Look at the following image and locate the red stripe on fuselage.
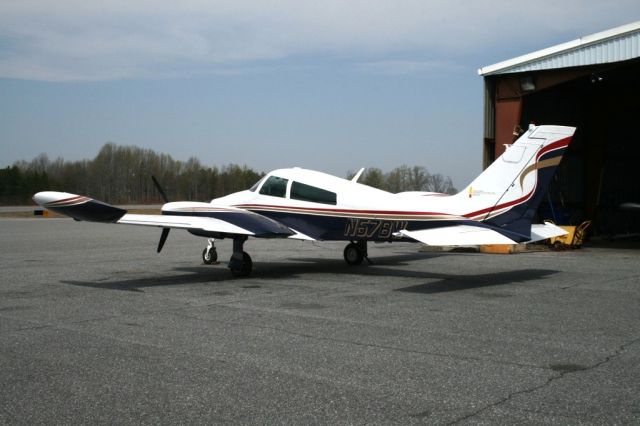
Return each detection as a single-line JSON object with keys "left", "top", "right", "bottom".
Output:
{"left": 463, "top": 188, "right": 534, "bottom": 219}
{"left": 235, "top": 203, "right": 456, "bottom": 218}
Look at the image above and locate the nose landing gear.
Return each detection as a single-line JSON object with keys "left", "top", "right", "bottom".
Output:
{"left": 202, "top": 238, "right": 218, "bottom": 264}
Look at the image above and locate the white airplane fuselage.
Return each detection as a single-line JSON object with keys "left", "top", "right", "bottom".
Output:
{"left": 201, "top": 167, "right": 461, "bottom": 242}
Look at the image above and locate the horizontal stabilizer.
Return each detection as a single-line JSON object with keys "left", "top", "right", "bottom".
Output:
{"left": 400, "top": 226, "right": 517, "bottom": 246}
{"left": 529, "top": 222, "right": 568, "bottom": 243}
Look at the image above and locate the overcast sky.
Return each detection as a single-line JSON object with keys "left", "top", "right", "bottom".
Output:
{"left": 1, "top": 1, "right": 638, "bottom": 188}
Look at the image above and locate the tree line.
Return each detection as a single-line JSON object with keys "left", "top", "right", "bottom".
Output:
{"left": 0, "top": 143, "right": 456, "bottom": 205}
{"left": 347, "top": 166, "right": 456, "bottom": 195}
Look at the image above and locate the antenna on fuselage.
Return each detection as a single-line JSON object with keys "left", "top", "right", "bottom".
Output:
{"left": 351, "top": 168, "right": 365, "bottom": 183}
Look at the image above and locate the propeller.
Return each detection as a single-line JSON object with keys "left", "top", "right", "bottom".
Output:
{"left": 152, "top": 175, "right": 170, "bottom": 253}
{"left": 157, "top": 227, "right": 170, "bottom": 253}
{"left": 152, "top": 175, "right": 169, "bottom": 203}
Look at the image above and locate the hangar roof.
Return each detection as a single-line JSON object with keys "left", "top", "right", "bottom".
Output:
{"left": 478, "top": 21, "right": 640, "bottom": 76}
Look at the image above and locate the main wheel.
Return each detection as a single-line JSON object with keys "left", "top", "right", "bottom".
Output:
{"left": 343, "top": 243, "right": 364, "bottom": 265}
{"left": 202, "top": 247, "right": 218, "bottom": 264}
{"left": 229, "top": 251, "right": 252, "bottom": 277}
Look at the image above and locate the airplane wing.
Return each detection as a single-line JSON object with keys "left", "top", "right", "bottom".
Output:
{"left": 33, "top": 191, "right": 294, "bottom": 238}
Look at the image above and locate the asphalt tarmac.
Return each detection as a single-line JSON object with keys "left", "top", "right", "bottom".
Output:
{"left": 1, "top": 218, "right": 639, "bottom": 424}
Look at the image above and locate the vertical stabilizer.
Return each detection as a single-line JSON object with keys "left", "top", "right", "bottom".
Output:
{"left": 454, "top": 125, "right": 575, "bottom": 241}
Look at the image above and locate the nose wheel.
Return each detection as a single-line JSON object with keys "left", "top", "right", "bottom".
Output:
{"left": 202, "top": 238, "right": 218, "bottom": 264}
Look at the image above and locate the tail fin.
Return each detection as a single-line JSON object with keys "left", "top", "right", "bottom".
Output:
{"left": 454, "top": 125, "right": 575, "bottom": 241}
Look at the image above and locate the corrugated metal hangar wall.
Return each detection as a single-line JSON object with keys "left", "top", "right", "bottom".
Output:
{"left": 479, "top": 22, "right": 640, "bottom": 239}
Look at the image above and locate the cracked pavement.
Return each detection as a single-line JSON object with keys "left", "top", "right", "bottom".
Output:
{"left": 1, "top": 219, "right": 639, "bottom": 424}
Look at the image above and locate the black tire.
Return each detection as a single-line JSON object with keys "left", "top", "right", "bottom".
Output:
{"left": 229, "top": 251, "right": 252, "bottom": 277}
{"left": 202, "top": 248, "right": 218, "bottom": 264}
{"left": 344, "top": 243, "right": 364, "bottom": 265}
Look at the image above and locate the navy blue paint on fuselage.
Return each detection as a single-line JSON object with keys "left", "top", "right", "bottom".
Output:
{"left": 166, "top": 206, "right": 523, "bottom": 243}
{"left": 485, "top": 148, "right": 565, "bottom": 239}
{"left": 244, "top": 209, "right": 501, "bottom": 242}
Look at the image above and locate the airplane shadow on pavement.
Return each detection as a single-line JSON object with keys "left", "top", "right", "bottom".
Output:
{"left": 60, "top": 251, "right": 559, "bottom": 294}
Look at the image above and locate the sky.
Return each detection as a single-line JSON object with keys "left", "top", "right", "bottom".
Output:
{"left": 1, "top": 1, "right": 639, "bottom": 188}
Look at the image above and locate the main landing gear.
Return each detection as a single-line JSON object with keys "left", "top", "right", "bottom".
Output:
{"left": 228, "top": 236, "right": 252, "bottom": 277}
{"left": 201, "top": 237, "right": 252, "bottom": 277}
{"left": 343, "top": 241, "right": 371, "bottom": 265}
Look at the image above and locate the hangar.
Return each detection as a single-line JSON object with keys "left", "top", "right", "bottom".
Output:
{"left": 479, "top": 21, "right": 640, "bottom": 239}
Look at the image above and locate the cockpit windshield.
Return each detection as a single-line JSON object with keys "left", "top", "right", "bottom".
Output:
{"left": 258, "top": 175, "right": 288, "bottom": 197}
{"left": 253, "top": 173, "right": 337, "bottom": 205}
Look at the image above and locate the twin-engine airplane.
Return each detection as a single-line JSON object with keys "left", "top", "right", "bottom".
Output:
{"left": 34, "top": 125, "right": 574, "bottom": 277}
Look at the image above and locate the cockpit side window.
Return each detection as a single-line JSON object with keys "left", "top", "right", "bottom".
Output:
{"left": 259, "top": 176, "right": 288, "bottom": 198}
{"left": 290, "top": 181, "right": 337, "bottom": 205}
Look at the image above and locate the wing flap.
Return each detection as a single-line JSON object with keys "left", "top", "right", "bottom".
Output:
{"left": 118, "top": 214, "right": 254, "bottom": 235}
{"left": 400, "top": 225, "right": 517, "bottom": 246}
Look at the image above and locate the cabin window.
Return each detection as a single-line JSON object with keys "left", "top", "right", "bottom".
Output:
{"left": 291, "top": 181, "right": 337, "bottom": 205}
{"left": 259, "top": 176, "right": 288, "bottom": 198}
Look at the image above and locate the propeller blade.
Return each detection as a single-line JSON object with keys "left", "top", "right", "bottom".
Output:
{"left": 151, "top": 175, "right": 169, "bottom": 203}
{"left": 157, "top": 227, "right": 170, "bottom": 253}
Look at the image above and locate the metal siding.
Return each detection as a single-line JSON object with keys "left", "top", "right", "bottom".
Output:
{"left": 483, "top": 80, "right": 495, "bottom": 140}
{"left": 482, "top": 25, "right": 640, "bottom": 75}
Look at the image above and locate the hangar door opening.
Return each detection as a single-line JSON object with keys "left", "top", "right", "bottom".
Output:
{"left": 518, "top": 58, "right": 640, "bottom": 238}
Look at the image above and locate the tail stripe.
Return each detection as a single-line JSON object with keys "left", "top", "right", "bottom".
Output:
{"left": 519, "top": 156, "right": 562, "bottom": 189}
{"left": 536, "top": 136, "right": 571, "bottom": 160}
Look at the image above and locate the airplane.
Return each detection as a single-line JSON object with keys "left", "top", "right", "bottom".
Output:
{"left": 33, "top": 124, "right": 575, "bottom": 277}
